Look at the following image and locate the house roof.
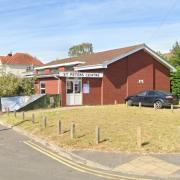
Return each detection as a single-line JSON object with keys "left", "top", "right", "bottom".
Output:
{"left": 44, "top": 44, "right": 176, "bottom": 72}
{"left": 47, "top": 44, "right": 144, "bottom": 66}
{"left": 0, "top": 53, "right": 44, "bottom": 66}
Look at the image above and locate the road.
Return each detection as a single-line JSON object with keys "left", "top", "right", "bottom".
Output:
{"left": 0, "top": 125, "right": 106, "bottom": 180}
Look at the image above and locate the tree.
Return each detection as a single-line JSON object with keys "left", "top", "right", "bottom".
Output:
{"left": 156, "top": 51, "right": 168, "bottom": 61}
{"left": 171, "top": 66, "right": 180, "bottom": 98}
{"left": 169, "top": 41, "right": 180, "bottom": 67}
{"left": 68, "top": 43, "right": 93, "bottom": 57}
{"left": 0, "top": 73, "right": 35, "bottom": 97}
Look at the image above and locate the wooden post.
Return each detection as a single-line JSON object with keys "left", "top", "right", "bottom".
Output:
{"left": 126, "top": 101, "right": 128, "bottom": 107}
{"left": 154, "top": 103, "right": 156, "bottom": 110}
{"left": 137, "top": 127, "right": 142, "bottom": 149}
{"left": 7, "top": 108, "right": 10, "bottom": 116}
{"left": 139, "top": 102, "right": 142, "bottom": 109}
{"left": 32, "top": 113, "right": 35, "bottom": 124}
{"left": 70, "top": 122, "right": 75, "bottom": 139}
{"left": 96, "top": 126, "right": 100, "bottom": 144}
{"left": 22, "top": 111, "right": 25, "bottom": 120}
{"left": 171, "top": 104, "right": 174, "bottom": 113}
{"left": 14, "top": 110, "right": 16, "bottom": 118}
{"left": 58, "top": 120, "right": 62, "bottom": 134}
{"left": 43, "top": 116, "right": 47, "bottom": 128}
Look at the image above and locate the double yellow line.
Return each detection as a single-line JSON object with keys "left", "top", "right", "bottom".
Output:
{"left": 24, "top": 141, "right": 147, "bottom": 180}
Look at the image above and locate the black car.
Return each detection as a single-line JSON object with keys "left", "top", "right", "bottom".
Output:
{"left": 125, "top": 90, "right": 179, "bottom": 109}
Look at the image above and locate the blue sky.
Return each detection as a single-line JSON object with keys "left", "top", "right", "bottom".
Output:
{"left": 0, "top": 0, "right": 180, "bottom": 63}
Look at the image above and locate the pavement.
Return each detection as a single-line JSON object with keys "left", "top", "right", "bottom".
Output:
{"left": 1, "top": 122, "right": 180, "bottom": 180}
{"left": 73, "top": 150, "right": 180, "bottom": 179}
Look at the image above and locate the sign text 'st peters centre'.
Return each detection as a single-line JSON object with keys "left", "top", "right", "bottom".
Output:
{"left": 59, "top": 71, "right": 103, "bottom": 78}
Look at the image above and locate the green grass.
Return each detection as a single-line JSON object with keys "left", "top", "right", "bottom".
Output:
{"left": 1, "top": 105, "right": 180, "bottom": 153}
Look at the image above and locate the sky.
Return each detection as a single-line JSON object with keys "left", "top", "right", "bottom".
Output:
{"left": 0, "top": 0, "right": 180, "bottom": 63}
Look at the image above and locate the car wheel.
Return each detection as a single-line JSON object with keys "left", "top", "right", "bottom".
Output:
{"left": 127, "top": 99, "right": 133, "bottom": 106}
{"left": 154, "top": 100, "right": 163, "bottom": 109}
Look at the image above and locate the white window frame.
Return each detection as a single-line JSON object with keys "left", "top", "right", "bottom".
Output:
{"left": 40, "top": 81, "right": 46, "bottom": 94}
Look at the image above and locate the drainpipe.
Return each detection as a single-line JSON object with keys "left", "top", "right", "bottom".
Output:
{"left": 54, "top": 75, "right": 60, "bottom": 94}
{"left": 54, "top": 75, "right": 61, "bottom": 106}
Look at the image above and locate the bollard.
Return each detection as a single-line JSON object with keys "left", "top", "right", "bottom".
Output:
{"left": 7, "top": 107, "right": 10, "bottom": 116}
{"left": 139, "top": 102, "right": 142, "bottom": 109}
{"left": 114, "top": 100, "right": 117, "bottom": 105}
{"left": 32, "top": 113, "right": 35, "bottom": 124}
{"left": 126, "top": 101, "right": 128, "bottom": 107}
{"left": 70, "top": 122, "right": 75, "bottom": 139}
{"left": 14, "top": 110, "right": 16, "bottom": 118}
{"left": 137, "top": 127, "right": 142, "bottom": 149}
{"left": 22, "top": 111, "right": 25, "bottom": 120}
{"left": 43, "top": 116, "right": 47, "bottom": 128}
{"left": 154, "top": 103, "right": 156, "bottom": 110}
{"left": 95, "top": 126, "right": 100, "bottom": 144}
{"left": 171, "top": 104, "right": 174, "bottom": 113}
{"left": 58, "top": 120, "right": 62, "bottom": 134}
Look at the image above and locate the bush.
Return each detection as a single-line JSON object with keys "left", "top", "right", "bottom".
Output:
{"left": 0, "top": 73, "right": 35, "bottom": 97}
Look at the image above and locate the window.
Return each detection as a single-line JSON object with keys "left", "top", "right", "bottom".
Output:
{"left": 147, "top": 91, "right": 156, "bottom": 96}
{"left": 40, "top": 82, "right": 46, "bottom": 94}
{"left": 137, "top": 91, "right": 147, "bottom": 97}
{"left": 67, "top": 81, "right": 73, "bottom": 94}
{"left": 138, "top": 79, "right": 144, "bottom": 84}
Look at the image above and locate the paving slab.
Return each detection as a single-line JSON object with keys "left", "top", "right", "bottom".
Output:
{"left": 73, "top": 150, "right": 140, "bottom": 168}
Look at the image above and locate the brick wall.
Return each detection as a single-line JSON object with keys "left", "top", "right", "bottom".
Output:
{"left": 82, "top": 78, "right": 102, "bottom": 105}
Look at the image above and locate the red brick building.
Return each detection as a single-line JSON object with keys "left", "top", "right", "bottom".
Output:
{"left": 35, "top": 44, "right": 175, "bottom": 106}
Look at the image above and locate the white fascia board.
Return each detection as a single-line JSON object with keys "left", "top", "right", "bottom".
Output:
{"left": 36, "top": 74, "right": 60, "bottom": 78}
{"left": 143, "top": 46, "right": 176, "bottom": 72}
{"left": 74, "top": 64, "right": 106, "bottom": 71}
{"left": 35, "top": 61, "right": 85, "bottom": 70}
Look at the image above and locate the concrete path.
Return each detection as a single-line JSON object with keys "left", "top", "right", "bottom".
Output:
{"left": 73, "top": 150, "right": 180, "bottom": 179}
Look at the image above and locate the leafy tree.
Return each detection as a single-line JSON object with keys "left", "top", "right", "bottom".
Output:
{"left": 156, "top": 51, "right": 168, "bottom": 61}
{"left": 0, "top": 73, "right": 35, "bottom": 97}
{"left": 68, "top": 42, "right": 93, "bottom": 57}
{"left": 169, "top": 41, "right": 180, "bottom": 67}
{"left": 171, "top": 66, "right": 180, "bottom": 98}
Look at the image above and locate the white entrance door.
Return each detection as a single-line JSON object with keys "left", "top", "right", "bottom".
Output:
{"left": 66, "top": 78, "right": 82, "bottom": 106}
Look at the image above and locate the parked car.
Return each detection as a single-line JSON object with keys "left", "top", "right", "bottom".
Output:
{"left": 125, "top": 90, "right": 179, "bottom": 109}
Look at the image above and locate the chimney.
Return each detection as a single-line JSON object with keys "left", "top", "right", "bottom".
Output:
{"left": 8, "top": 52, "right": 12, "bottom": 56}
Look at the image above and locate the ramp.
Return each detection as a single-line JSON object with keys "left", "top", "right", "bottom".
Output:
{"left": 1, "top": 94, "right": 45, "bottom": 112}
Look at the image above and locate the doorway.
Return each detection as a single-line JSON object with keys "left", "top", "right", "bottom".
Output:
{"left": 66, "top": 78, "right": 82, "bottom": 105}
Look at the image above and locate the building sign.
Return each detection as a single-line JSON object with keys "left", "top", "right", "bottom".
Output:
{"left": 83, "top": 83, "right": 90, "bottom": 94}
{"left": 59, "top": 71, "right": 103, "bottom": 78}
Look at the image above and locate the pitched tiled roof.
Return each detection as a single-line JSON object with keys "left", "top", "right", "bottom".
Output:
{"left": 46, "top": 44, "right": 144, "bottom": 67}
{"left": 0, "top": 53, "right": 44, "bottom": 66}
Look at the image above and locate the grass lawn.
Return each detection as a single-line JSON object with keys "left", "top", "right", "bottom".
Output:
{"left": 1, "top": 105, "right": 180, "bottom": 153}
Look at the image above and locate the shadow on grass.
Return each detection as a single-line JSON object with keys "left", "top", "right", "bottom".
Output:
{"left": 12, "top": 120, "right": 30, "bottom": 127}
{"left": 77, "top": 134, "right": 86, "bottom": 138}
{"left": 141, "top": 141, "right": 150, "bottom": 146}
{"left": 100, "top": 138, "right": 109, "bottom": 143}
{"left": 63, "top": 129, "right": 70, "bottom": 134}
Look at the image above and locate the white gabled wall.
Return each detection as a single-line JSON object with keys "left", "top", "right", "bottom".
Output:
{"left": 0, "top": 64, "right": 37, "bottom": 77}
